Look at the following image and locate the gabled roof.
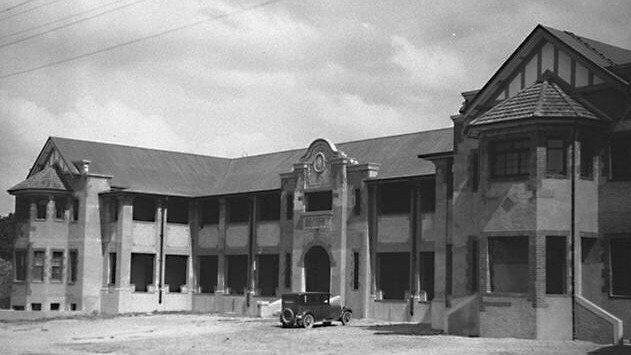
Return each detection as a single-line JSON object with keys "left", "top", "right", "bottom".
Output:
{"left": 22, "top": 128, "right": 453, "bottom": 197}
{"left": 470, "top": 80, "right": 600, "bottom": 126}
{"left": 544, "top": 26, "right": 631, "bottom": 67}
{"left": 50, "top": 137, "right": 231, "bottom": 197}
{"left": 8, "top": 166, "right": 70, "bottom": 193}
{"left": 463, "top": 25, "right": 630, "bottom": 120}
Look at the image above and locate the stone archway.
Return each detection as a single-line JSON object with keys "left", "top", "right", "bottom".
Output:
{"left": 304, "top": 246, "right": 330, "bottom": 292}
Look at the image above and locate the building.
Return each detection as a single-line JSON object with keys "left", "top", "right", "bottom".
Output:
{"left": 7, "top": 25, "right": 631, "bottom": 343}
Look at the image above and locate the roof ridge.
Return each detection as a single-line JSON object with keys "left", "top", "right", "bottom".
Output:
{"left": 564, "top": 30, "right": 615, "bottom": 66}
{"left": 546, "top": 81, "right": 581, "bottom": 117}
{"left": 50, "top": 136, "right": 232, "bottom": 161}
{"left": 533, "top": 80, "right": 547, "bottom": 117}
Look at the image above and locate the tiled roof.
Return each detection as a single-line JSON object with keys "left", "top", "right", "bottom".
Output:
{"left": 470, "top": 80, "right": 600, "bottom": 126}
{"left": 9, "top": 166, "right": 69, "bottom": 193}
{"left": 544, "top": 26, "right": 631, "bottom": 67}
{"left": 37, "top": 128, "right": 452, "bottom": 197}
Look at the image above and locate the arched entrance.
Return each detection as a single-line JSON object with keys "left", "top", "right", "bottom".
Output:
{"left": 304, "top": 246, "right": 330, "bottom": 292}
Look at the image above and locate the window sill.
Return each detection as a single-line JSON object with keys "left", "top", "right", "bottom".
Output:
{"left": 303, "top": 210, "right": 333, "bottom": 216}
{"left": 483, "top": 292, "right": 528, "bottom": 298}
{"left": 609, "top": 294, "right": 631, "bottom": 299}
{"left": 13, "top": 280, "right": 25, "bottom": 283}
{"left": 488, "top": 175, "right": 529, "bottom": 183}
{"left": 579, "top": 175, "right": 594, "bottom": 181}
{"left": 54, "top": 219, "right": 66, "bottom": 223}
{"left": 545, "top": 293, "right": 569, "bottom": 297}
{"left": 50, "top": 280, "right": 63, "bottom": 284}
{"left": 374, "top": 299, "right": 407, "bottom": 303}
{"left": 544, "top": 173, "right": 568, "bottom": 179}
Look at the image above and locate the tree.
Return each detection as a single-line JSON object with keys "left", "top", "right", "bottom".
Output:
{"left": 0, "top": 213, "right": 16, "bottom": 259}
{"left": 0, "top": 214, "right": 15, "bottom": 308}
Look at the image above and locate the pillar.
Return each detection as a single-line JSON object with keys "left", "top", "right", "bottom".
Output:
{"left": 216, "top": 198, "right": 226, "bottom": 293}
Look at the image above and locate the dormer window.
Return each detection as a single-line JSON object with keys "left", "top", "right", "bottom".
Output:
{"left": 305, "top": 191, "right": 332, "bottom": 212}
{"left": 490, "top": 139, "right": 530, "bottom": 178}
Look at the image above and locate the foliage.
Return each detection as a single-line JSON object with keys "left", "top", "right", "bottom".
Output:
{"left": 0, "top": 213, "right": 16, "bottom": 259}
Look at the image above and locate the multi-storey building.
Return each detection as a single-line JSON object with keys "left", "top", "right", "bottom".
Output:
{"left": 7, "top": 25, "right": 631, "bottom": 343}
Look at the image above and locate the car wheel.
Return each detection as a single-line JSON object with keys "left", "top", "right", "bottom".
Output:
{"left": 281, "top": 308, "right": 294, "bottom": 326}
{"left": 302, "top": 313, "right": 315, "bottom": 329}
{"left": 341, "top": 310, "right": 352, "bottom": 326}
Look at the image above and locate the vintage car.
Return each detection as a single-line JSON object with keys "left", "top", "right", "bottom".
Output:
{"left": 280, "top": 292, "right": 352, "bottom": 328}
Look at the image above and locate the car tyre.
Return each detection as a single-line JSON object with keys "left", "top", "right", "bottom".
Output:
{"left": 302, "top": 313, "right": 315, "bottom": 329}
{"left": 281, "top": 307, "right": 294, "bottom": 327}
{"left": 341, "top": 310, "right": 352, "bottom": 326}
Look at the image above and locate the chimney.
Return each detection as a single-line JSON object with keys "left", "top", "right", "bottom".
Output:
{"left": 77, "top": 160, "right": 91, "bottom": 174}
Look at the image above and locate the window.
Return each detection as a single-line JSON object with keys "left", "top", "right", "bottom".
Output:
{"left": 15, "top": 198, "right": 30, "bottom": 221}
{"left": 227, "top": 255, "right": 248, "bottom": 295}
{"left": 228, "top": 197, "right": 250, "bottom": 223}
{"left": 108, "top": 252, "right": 116, "bottom": 284}
{"left": 378, "top": 182, "right": 410, "bottom": 215}
{"left": 72, "top": 198, "right": 79, "bottom": 221}
{"left": 32, "top": 250, "right": 45, "bottom": 281}
{"left": 133, "top": 197, "right": 155, "bottom": 222}
{"left": 257, "top": 254, "right": 279, "bottom": 296}
{"left": 353, "top": 189, "right": 361, "bottom": 216}
{"left": 490, "top": 139, "right": 530, "bottom": 178}
{"left": 12, "top": 305, "right": 24, "bottom": 311}
{"left": 352, "top": 252, "right": 359, "bottom": 290}
{"left": 611, "top": 134, "right": 631, "bottom": 180}
{"left": 470, "top": 241, "right": 479, "bottom": 292}
{"left": 258, "top": 193, "right": 280, "bottom": 221}
{"left": 165, "top": 255, "right": 188, "bottom": 292}
{"left": 284, "top": 253, "right": 291, "bottom": 288}
{"left": 71, "top": 303, "right": 77, "bottom": 311}
{"left": 130, "top": 253, "right": 155, "bottom": 292}
{"left": 200, "top": 199, "right": 219, "bottom": 226}
{"left": 305, "top": 191, "right": 332, "bottom": 212}
{"left": 581, "top": 139, "right": 593, "bottom": 178}
{"left": 420, "top": 180, "right": 435, "bottom": 213}
{"left": 54, "top": 197, "right": 65, "bottom": 219}
{"left": 610, "top": 238, "right": 631, "bottom": 296}
{"left": 50, "top": 303, "right": 60, "bottom": 311}
{"left": 488, "top": 236, "right": 529, "bottom": 293}
{"left": 546, "top": 139, "right": 566, "bottom": 175}
{"left": 14, "top": 250, "right": 26, "bottom": 281}
{"left": 446, "top": 244, "right": 453, "bottom": 296}
{"left": 286, "top": 193, "right": 294, "bottom": 220}
{"left": 546, "top": 236, "right": 566, "bottom": 294}
{"left": 377, "top": 252, "right": 409, "bottom": 300}
{"left": 471, "top": 150, "right": 479, "bottom": 192}
{"left": 167, "top": 197, "right": 189, "bottom": 224}
{"left": 68, "top": 250, "right": 78, "bottom": 283}
{"left": 51, "top": 251, "right": 63, "bottom": 282}
{"left": 109, "top": 198, "right": 118, "bottom": 222}
{"left": 31, "top": 303, "right": 42, "bottom": 311}
{"left": 419, "top": 251, "right": 435, "bottom": 300}
{"left": 36, "top": 199, "right": 47, "bottom": 219}
{"left": 198, "top": 255, "right": 218, "bottom": 293}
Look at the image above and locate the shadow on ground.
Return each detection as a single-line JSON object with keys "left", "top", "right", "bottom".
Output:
{"left": 588, "top": 344, "right": 631, "bottom": 355}
{"left": 362, "top": 323, "right": 443, "bottom": 336}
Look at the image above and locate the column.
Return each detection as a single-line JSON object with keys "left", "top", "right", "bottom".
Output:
{"left": 116, "top": 196, "right": 133, "bottom": 289}
{"left": 216, "top": 198, "right": 226, "bottom": 294}
{"left": 431, "top": 160, "right": 449, "bottom": 329}
{"left": 248, "top": 196, "right": 257, "bottom": 296}
{"left": 367, "top": 184, "right": 377, "bottom": 298}
{"left": 189, "top": 201, "right": 197, "bottom": 292}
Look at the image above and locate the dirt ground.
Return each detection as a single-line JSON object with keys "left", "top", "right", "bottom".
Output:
{"left": 0, "top": 313, "right": 625, "bottom": 355}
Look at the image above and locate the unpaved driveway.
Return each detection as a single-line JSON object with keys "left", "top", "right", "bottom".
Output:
{"left": 0, "top": 313, "right": 614, "bottom": 354}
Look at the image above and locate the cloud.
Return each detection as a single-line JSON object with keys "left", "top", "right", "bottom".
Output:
{"left": 391, "top": 35, "right": 466, "bottom": 90}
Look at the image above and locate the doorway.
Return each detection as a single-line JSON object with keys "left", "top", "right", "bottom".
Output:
{"left": 304, "top": 246, "right": 330, "bottom": 292}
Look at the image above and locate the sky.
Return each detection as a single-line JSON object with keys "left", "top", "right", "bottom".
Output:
{"left": 0, "top": 0, "right": 630, "bottom": 215}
